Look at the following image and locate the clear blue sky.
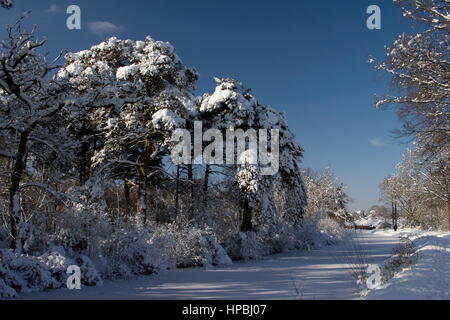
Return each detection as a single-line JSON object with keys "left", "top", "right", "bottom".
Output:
{"left": 1, "top": 0, "right": 416, "bottom": 211}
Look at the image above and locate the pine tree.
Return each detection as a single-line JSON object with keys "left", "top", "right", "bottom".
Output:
{"left": 199, "top": 78, "right": 308, "bottom": 236}
{"left": 58, "top": 37, "right": 198, "bottom": 220}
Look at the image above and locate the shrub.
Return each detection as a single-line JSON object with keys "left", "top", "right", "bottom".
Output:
{"left": 0, "top": 278, "right": 17, "bottom": 298}
{"left": 17, "top": 222, "right": 48, "bottom": 256}
{"left": 0, "top": 249, "right": 58, "bottom": 296}
{"left": 100, "top": 223, "right": 163, "bottom": 278}
{"left": 75, "top": 255, "right": 103, "bottom": 286}
{"left": 222, "top": 232, "right": 267, "bottom": 260}
{"left": 53, "top": 209, "right": 112, "bottom": 257}
{"left": 154, "top": 224, "right": 232, "bottom": 268}
{"left": 381, "top": 239, "right": 417, "bottom": 281}
{"left": 37, "top": 247, "right": 75, "bottom": 288}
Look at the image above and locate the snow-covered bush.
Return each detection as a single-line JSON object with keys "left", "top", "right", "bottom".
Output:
{"left": 200, "top": 233, "right": 233, "bottom": 266}
{"left": 254, "top": 224, "right": 299, "bottom": 254}
{"left": 99, "top": 223, "right": 162, "bottom": 278}
{"left": 153, "top": 225, "right": 232, "bottom": 268}
{"left": 0, "top": 278, "right": 17, "bottom": 298}
{"left": 0, "top": 235, "right": 104, "bottom": 298}
{"left": 293, "top": 213, "right": 349, "bottom": 250}
{"left": 381, "top": 239, "right": 417, "bottom": 282}
{"left": 74, "top": 255, "right": 102, "bottom": 286}
{"left": 37, "top": 247, "right": 102, "bottom": 287}
{"left": 318, "top": 214, "right": 349, "bottom": 242}
{"left": 0, "top": 249, "right": 58, "bottom": 297}
{"left": 221, "top": 213, "right": 348, "bottom": 261}
{"left": 294, "top": 218, "right": 322, "bottom": 250}
{"left": 37, "top": 247, "right": 75, "bottom": 287}
{"left": 53, "top": 208, "right": 112, "bottom": 257}
{"left": 222, "top": 232, "right": 268, "bottom": 260}
{"left": 16, "top": 222, "right": 48, "bottom": 256}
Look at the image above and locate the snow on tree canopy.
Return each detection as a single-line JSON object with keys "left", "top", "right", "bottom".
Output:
{"left": 199, "top": 78, "right": 258, "bottom": 128}
{"left": 58, "top": 34, "right": 198, "bottom": 141}
{"left": 116, "top": 65, "right": 141, "bottom": 81}
{"left": 59, "top": 37, "right": 194, "bottom": 83}
{"left": 152, "top": 109, "right": 186, "bottom": 130}
{"left": 57, "top": 36, "right": 198, "bottom": 114}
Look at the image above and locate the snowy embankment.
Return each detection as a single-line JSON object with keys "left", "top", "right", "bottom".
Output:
{"left": 367, "top": 229, "right": 450, "bottom": 300}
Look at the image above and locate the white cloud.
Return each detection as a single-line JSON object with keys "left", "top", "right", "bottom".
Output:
{"left": 369, "top": 138, "right": 387, "bottom": 148}
{"left": 46, "top": 5, "right": 58, "bottom": 13}
{"left": 87, "top": 21, "right": 124, "bottom": 36}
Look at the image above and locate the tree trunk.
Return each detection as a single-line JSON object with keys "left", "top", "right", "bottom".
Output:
{"left": 137, "top": 168, "right": 147, "bottom": 222}
{"left": 175, "top": 165, "right": 180, "bottom": 216}
{"left": 79, "top": 141, "right": 88, "bottom": 185}
{"left": 393, "top": 202, "right": 398, "bottom": 231}
{"left": 123, "top": 178, "right": 131, "bottom": 217}
{"left": 203, "top": 164, "right": 210, "bottom": 204}
{"left": 137, "top": 138, "right": 154, "bottom": 223}
{"left": 392, "top": 201, "right": 395, "bottom": 229}
{"left": 187, "top": 163, "right": 194, "bottom": 217}
{"left": 9, "top": 131, "right": 29, "bottom": 251}
{"left": 240, "top": 198, "right": 253, "bottom": 232}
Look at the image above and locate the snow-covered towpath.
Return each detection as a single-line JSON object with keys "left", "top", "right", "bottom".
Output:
{"left": 19, "top": 231, "right": 400, "bottom": 300}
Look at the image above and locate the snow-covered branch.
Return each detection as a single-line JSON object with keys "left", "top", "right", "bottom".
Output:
{"left": 18, "top": 182, "right": 78, "bottom": 203}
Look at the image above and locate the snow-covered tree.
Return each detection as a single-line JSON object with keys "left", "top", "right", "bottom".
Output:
{"left": 403, "top": 146, "right": 448, "bottom": 229}
{"left": 0, "top": 19, "right": 77, "bottom": 250}
{"left": 372, "top": 0, "right": 449, "bottom": 158}
{"left": 57, "top": 37, "right": 198, "bottom": 219}
{"left": 381, "top": 144, "right": 449, "bottom": 229}
{"left": 380, "top": 173, "right": 419, "bottom": 226}
{"left": 302, "top": 168, "right": 351, "bottom": 224}
{"left": 374, "top": 0, "right": 449, "bottom": 230}
{"left": 271, "top": 109, "right": 308, "bottom": 227}
{"left": 199, "top": 79, "right": 272, "bottom": 233}
{"left": 198, "top": 78, "right": 307, "bottom": 236}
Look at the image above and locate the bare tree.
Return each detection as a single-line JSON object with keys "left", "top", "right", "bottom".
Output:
{"left": 380, "top": 146, "right": 449, "bottom": 230}
{"left": 372, "top": 0, "right": 450, "bottom": 157}
{"left": 0, "top": 18, "right": 75, "bottom": 250}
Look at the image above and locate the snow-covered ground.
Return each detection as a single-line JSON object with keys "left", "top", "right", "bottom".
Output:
{"left": 367, "top": 229, "right": 450, "bottom": 300}
{"left": 12, "top": 229, "right": 450, "bottom": 300}
{"left": 16, "top": 231, "right": 400, "bottom": 300}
